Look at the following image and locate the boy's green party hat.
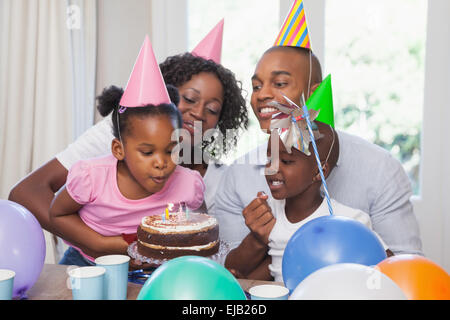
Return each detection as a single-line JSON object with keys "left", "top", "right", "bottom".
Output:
{"left": 306, "top": 74, "right": 334, "bottom": 128}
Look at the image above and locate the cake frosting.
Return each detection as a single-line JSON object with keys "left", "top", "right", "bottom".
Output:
{"left": 140, "top": 213, "right": 217, "bottom": 233}
{"left": 136, "top": 213, "right": 219, "bottom": 260}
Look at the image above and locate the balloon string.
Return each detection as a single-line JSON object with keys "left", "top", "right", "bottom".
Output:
{"left": 301, "top": 105, "right": 334, "bottom": 216}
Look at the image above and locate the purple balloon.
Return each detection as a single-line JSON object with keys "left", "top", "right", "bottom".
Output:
{"left": 0, "top": 200, "right": 46, "bottom": 298}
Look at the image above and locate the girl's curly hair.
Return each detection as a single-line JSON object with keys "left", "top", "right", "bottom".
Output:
{"left": 159, "top": 53, "right": 248, "bottom": 159}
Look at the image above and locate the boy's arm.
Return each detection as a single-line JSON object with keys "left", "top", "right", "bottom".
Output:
{"left": 225, "top": 193, "right": 276, "bottom": 278}
{"left": 247, "top": 255, "right": 273, "bottom": 281}
{"left": 225, "top": 232, "right": 268, "bottom": 278}
{"left": 49, "top": 188, "right": 128, "bottom": 258}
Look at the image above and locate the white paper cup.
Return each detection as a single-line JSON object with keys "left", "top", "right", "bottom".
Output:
{"left": 95, "top": 255, "right": 130, "bottom": 300}
{"left": 68, "top": 266, "right": 106, "bottom": 300}
{"left": 0, "top": 269, "right": 15, "bottom": 300}
{"left": 249, "top": 284, "right": 289, "bottom": 300}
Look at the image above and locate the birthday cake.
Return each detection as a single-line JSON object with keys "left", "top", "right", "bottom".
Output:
{"left": 136, "top": 213, "right": 220, "bottom": 260}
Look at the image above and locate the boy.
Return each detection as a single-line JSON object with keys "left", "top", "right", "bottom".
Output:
{"left": 225, "top": 114, "right": 390, "bottom": 280}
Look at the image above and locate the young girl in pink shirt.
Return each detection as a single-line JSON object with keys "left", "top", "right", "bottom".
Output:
{"left": 49, "top": 37, "right": 205, "bottom": 265}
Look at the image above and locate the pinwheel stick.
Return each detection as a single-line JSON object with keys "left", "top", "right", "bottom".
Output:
{"left": 300, "top": 104, "right": 334, "bottom": 215}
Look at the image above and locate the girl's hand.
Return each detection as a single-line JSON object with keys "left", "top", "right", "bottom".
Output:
{"left": 242, "top": 192, "right": 276, "bottom": 245}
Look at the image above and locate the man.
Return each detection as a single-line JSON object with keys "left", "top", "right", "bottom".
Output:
{"left": 215, "top": 45, "right": 422, "bottom": 279}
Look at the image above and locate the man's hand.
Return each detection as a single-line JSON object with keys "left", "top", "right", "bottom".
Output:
{"left": 242, "top": 192, "right": 276, "bottom": 245}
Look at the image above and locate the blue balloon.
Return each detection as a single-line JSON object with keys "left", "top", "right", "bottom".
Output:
{"left": 282, "top": 215, "right": 386, "bottom": 293}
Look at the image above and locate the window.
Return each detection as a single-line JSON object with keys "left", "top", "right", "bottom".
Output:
{"left": 324, "top": 0, "right": 428, "bottom": 194}
{"left": 188, "top": 0, "right": 280, "bottom": 162}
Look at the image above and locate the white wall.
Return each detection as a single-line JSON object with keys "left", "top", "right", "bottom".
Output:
{"left": 94, "top": 0, "right": 187, "bottom": 122}
{"left": 95, "top": 0, "right": 153, "bottom": 121}
{"left": 290, "top": 0, "right": 325, "bottom": 65}
{"left": 416, "top": 0, "right": 450, "bottom": 271}
{"left": 150, "top": 0, "right": 187, "bottom": 62}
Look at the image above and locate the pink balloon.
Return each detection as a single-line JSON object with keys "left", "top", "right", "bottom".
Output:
{"left": 0, "top": 200, "right": 46, "bottom": 298}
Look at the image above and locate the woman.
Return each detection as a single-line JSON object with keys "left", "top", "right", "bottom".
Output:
{"left": 8, "top": 52, "right": 248, "bottom": 261}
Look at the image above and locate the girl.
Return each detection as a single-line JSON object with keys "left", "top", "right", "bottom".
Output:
{"left": 49, "top": 84, "right": 205, "bottom": 265}
{"left": 9, "top": 47, "right": 248, "bottom": 263}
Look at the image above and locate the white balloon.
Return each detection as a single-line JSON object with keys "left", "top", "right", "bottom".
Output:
{"left": 289, "top": 263, "right": 407, "bottom": 300}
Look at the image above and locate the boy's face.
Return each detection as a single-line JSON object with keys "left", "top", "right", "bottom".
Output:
{"left": 265, "top": 135, "right": 317, "bottom": 200}
{"left": 251, "top": 48, "right": 310, "bottom": 131}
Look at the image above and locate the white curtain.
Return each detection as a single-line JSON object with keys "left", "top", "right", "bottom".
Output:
{"left": 0, "top": 0, "right": 97, "bottom": 262}
{"left": 68, "top": 0, "right": 97, "bottom": 139}
{"left": 0, "top": 0, "right": 70, "bottom": 198}
{"left": 0, "top": 0, "right": 97, "bottom": 198}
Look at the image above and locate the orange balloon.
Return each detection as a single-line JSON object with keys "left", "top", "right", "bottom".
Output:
{"left": 376, "top": 254, "right": 450, "bottom": 300}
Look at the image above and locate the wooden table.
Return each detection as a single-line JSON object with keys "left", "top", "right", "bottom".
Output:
{"left": 26, "top": 264, "right": 281, "bottom": 300}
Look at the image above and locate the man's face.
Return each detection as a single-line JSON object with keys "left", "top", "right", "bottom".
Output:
{"left": 251, "top": 48, "right": 310, "bottom": 131}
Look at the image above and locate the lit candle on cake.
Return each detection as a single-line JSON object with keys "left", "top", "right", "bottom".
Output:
{"left": 181, "top": 202, "right": 189, "bottom": 220}
{"left": 177, "top": 203, "right": 183, "bottom": 220}
{"left": 166, "top": 203, "right": 174, "bottom": 220}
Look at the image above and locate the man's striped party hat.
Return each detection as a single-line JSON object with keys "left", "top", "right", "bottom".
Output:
{"left": 274, "top": 0, "right": 311, "bottom": 50}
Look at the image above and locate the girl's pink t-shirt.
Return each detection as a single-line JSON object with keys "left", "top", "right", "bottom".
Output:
{"left": 65, "top": 154, "right": 205, "bottom": 261}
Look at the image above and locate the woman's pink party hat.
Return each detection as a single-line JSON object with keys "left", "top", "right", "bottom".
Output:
{"left": 120, "top": 35, "right": 170, "bottom": 107}
{"left": 191, "top": 19, "right": 224, "bottom": 64}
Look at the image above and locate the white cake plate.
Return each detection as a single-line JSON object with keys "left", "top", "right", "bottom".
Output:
{"left": 127, "top": 240, "right": 231, "bottom": 268}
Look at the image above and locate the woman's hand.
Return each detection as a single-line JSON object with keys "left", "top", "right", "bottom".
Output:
{"left": 242, "top": 192, "right": 276, "bottom": 245}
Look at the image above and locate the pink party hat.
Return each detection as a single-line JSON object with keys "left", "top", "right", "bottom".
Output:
{"left": 274, "top": 0, "right": 311, "bottom": 50}
{"left": 191, "top": 19, "right": 224, "bottom": 64}
{"left": 120, "top": 35, "right": 170, "bottom": 107}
